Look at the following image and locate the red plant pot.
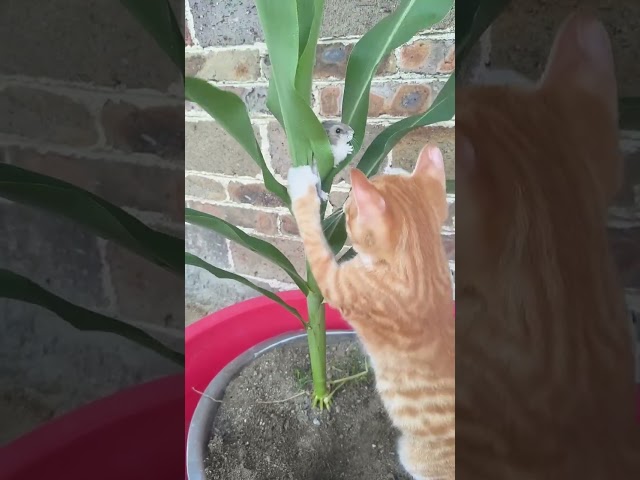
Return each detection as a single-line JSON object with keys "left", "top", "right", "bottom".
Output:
{"left": 0, "top": 373, "right": 184, "bottom": 480}
{"left": 184, "top": 290, "right": 351, "bottom": 442}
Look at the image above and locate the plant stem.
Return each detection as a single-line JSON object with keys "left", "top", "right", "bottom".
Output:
{"left": 306, "top": 289, "right": 328, "bottom": 408}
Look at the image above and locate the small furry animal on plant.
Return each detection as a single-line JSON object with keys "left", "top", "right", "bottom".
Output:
{"left": 322, "top": 120, "right": 355, "bottom": 166}
{"left": 311, "top": 121, "right": 355, "bottom": 201}
{"left": 288, "top": 144, "right": 455, "bottom": 480}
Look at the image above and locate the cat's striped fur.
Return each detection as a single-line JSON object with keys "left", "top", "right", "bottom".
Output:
{"left": 456, "top": 11, "right": 640, "bottom": 478}
{"left": 288, "top": 145, "right": 454, "bottom": 479}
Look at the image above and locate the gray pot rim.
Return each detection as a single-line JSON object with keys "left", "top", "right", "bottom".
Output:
{"left": 186, "top": 329, "right": 356, "bottom": 480}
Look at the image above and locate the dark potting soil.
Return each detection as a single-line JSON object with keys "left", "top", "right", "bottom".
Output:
{"left": 204, "top": 340, "right": 413, "bottom": 480}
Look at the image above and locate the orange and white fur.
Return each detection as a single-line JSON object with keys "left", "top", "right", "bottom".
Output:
{"left": 456, "top": 11, "right": 640, "bottom": 479}
{"left": 288, "top": 145, "right": 455, "bottom": 479}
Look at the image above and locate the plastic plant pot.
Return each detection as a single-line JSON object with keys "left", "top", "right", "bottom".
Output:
{"left": 184, "top": 291, "right": 462, "bottom": 477}
{"left": 184, "top": 291, "right": 350, "bottom": 443}
{"left": 0, "top": 373, "right": 184, "bottom": 480}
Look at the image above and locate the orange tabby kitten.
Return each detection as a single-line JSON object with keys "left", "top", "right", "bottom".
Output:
{"left": 456, "top": 11, "right": 640, "bottom": 479}
{"left": 288, "top": 145, "right": 455, "bottom": 479}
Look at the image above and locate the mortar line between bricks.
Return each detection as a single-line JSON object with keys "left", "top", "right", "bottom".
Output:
{"left": 184, "top": 31, "right": 454, "bottom": 55}
{"left": 198, "top": 75, "right": 449, "bottom": 89}
{"left": 243, "top": 273, "right": 297, "bottom": 291}
{"left": 1, "top": 75, "right": 184, "bottom": 104}
{"left": 184, "top": 171, "right": 264, "bottom": 185}
{"left": 184, "top": 114, "right": 455, "bottom": 128}
{"left": 121, "top": 207, "right": 183, "bottom": 231}
{"left": 0, "top": 134, "right": 184, "bottom": 170}
{"left": 226, "top": 238, "right": 236, "bottom": 270}
{"left": 184, "top": 2, "right": 200, "bottom": 48}
{"left": 185, "top": 196, "right": 290, "bottom": 214}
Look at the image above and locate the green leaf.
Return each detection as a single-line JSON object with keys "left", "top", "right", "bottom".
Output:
{"left": 120, "top": 0, "right": 184, "bottom": 75}
{"left": 186, "top": 253, "right": 306, "bottom": 326}
{"left": 185, "top": 78, "right": 290, "bottom": 206}
{"left": 256, "top": 0, "right": 334, "bottom": 177}
{"left": 324, "top": 74, "right": 455, "bottom": 192}
{"left": 341, "top": 0, "right": 452, "bottom": 153}
{"left": 321, "top": 208, "right": 348, "bottom": 255}
{"left": 322, "top": 75, "right": 455, "bottom": 252}
{"left": 0, "top": 164, "right": 183, "bottom": 276}
{"left": 185, "top": 208, "right": 310, "bottom": 295}
{"left": 295, "top": 0, "right": 324, "bottom": 104}
{"left": 456, "top": 0, "right": 511, "bottom": 68}
{"left": 0, "top": 269, "right": 183, "bottom": 364}
{"left": 619, "top": 97, "right": 640, "bottom": 130}
{"left": 355, "top": 75, "right": 455, "bottom": 179}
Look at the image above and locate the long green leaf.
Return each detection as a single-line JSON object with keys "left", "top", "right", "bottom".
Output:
{"left": 0, "top": 165, "right": 183, "bottom": 276}
{"left": 256, "top": 0, "right": 334, "bottom": 177}
{"left": 185, "top": 252, "right": 306, "bottom": 326}
{"left": 185, "top": 78, "right": 289, "bottom": 206}
{"left": 295, "top": 0, "right": 324, "bottom": 103}
{"left": 321, "top": 208, "right": 348, "bottom": 255}
{"left": 185, "top": 208, "right": 310, "bottom": 295}
{"left": 356, "top": 74, "right": 455, "bottom": 178}
{"left": 323, "top": 75, "right": 455, "bottom": 251}
{"left": 0, "top": 269, "right": 183, "bottom": 364}
{"left": 341, "top": 0, "right": 452, "bottom": 152}
{"left": 120, "top": 0, "right": 184, "bottom": 75}
{"left": 323, "top": 74, "right": 455, "bottom": 192}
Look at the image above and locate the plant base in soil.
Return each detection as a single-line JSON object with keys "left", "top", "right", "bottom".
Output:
{"left": 205, "top": 340, "right": 413, "bottom": 480}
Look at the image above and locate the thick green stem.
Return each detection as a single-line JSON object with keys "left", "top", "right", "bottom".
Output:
{"left": 306, "top": 288, "right": 328, "bottom": 405}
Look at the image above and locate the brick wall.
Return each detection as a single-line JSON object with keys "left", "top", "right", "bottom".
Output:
{"left": 0, "top": 1, "right": 185, "bottom": 430}
{"left": 185, "top": 0, "right": 456, "bottom": 320}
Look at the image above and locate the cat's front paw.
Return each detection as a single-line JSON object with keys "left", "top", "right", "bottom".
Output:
{"left": 288, "top": 166, "right": 320, "bottom": 202}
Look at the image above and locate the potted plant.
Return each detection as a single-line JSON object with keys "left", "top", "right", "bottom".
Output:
{"left": 184, "top": 0, "right": 456, "bottom": 477}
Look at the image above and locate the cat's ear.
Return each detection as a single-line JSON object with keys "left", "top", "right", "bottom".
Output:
{"left": 350, "top": 169, "right": 386, "bottom": 220}
{"left": 413, "top": 144, "right": 446, "bottom": 186}
{"left": 539, "top": 10, "right": 617, "bottom": 121}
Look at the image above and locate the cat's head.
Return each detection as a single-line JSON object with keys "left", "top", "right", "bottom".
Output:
{"left": 457, "top": 11, "right": 622, "bottom": 274}
{"left": 343, "top": 144, "right": 448, "bottom": 264}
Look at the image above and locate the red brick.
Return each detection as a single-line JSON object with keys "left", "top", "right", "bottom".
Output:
{"left": 0, "top": 86, "right": 97, "bottom": 147}
{"left": 318, "top": 86, "right": 342, "bottom": 117}
{"left": 188, "top": 201, "right": 278, "bottom": 235}
{"left": 185, "top": 175, "right": 226, "bottom": 201}
{"left": 280, "top": 214, "right": 299, "bottom": 235}
{"left": 392, "top": 126, "right": 455, "bottom": 180}
{"left": 397, "top": 39, "right": 455, "bottom": 75}
{"left": 315, "top": 43, "right": 396, "bottom": 79}
{"left": 106, "top": 241, "right": 183, "bottom": 328}
{"left": 101, "top": 101, "right": 183, "bottom": 163}
{"left": 189, "top": 49, "right": 261, "bottom": 82}
{"left": 185, "top": 54, "right": 204, "bottom": 77}
{"left": 186, "top": 121, "right": 261, "bottom": 176}
{"left": 230, "top": 236, "right": 306, "bottom": 283}
{"left": 228, "top": 182, "right": 285, "bottom": 208}
{"left": 10, "top": 147, "right": 183, "bottom": 221}
{"left": 318, "top": 81, "right": 445, "bottom": 118}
